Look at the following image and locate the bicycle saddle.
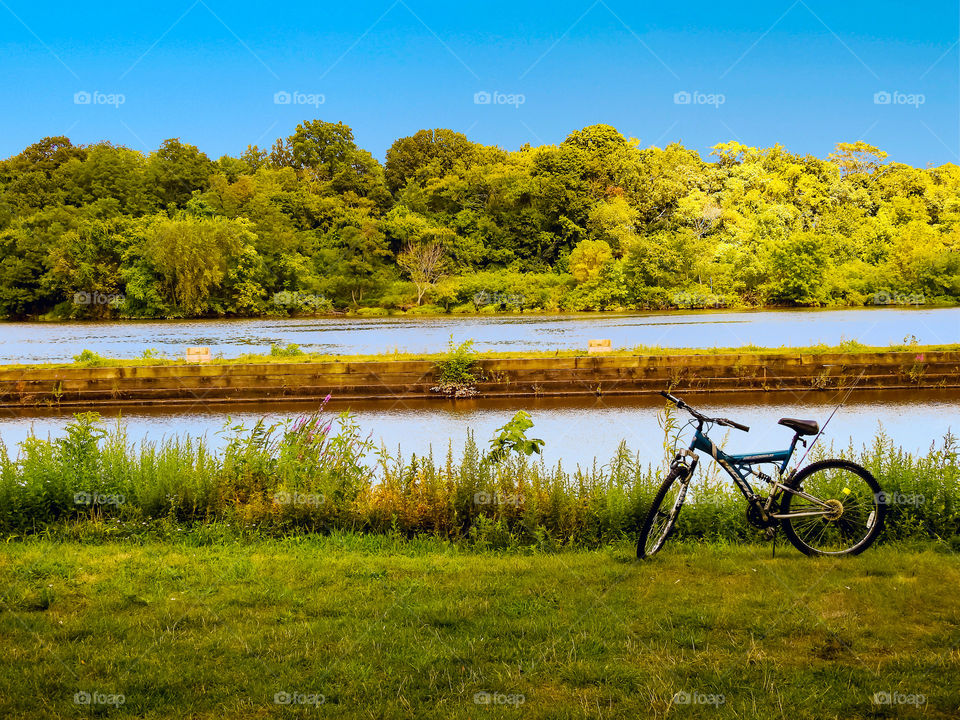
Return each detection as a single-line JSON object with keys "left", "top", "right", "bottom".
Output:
{"left": 778, "top": 418, "right": 819, "bottom": 435}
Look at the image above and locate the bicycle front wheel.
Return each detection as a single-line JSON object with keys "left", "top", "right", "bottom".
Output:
{"left": 637, "top": 466, "right": 690, "bottom": 559}
{"left": 780, "top": 459, "right": 885, "bottom": 556}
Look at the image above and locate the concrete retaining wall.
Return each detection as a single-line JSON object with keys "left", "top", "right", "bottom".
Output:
{"left": 0, "top": 351, "right": 956, "bottom": 408}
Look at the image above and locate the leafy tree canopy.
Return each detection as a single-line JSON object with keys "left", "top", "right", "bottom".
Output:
{"left": 0, "top": 123, "right": 957, "bottom": 319}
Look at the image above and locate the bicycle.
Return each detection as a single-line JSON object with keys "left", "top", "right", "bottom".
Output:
{"left": 637, "top": 391, "right": 886, "bottom": 559}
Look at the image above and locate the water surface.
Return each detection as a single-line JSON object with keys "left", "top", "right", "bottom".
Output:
{"left": 2, "top": 389, "right": 955, "bottom": 470}
{"left": 1, "top": 307, "right": 956, "bottom": 363}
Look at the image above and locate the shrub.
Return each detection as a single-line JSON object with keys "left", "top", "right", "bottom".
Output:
{"left": 72, "top": 349, "right": 110, "bottom": 366}
{"left": 270, "top": 343, "right": 304, "bottom": 357}
{"left": 431, "top": 338, "right": 480, "bottom": 397}
{"left": 486, "top": 411, "right": 544, "bottom": 463}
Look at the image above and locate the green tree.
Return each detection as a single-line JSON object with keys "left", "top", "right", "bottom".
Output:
{"left": 315, "top": 213, "right": 393, "bottom": 307}
{"left": 47, "top": 215, "right": 131, "bottom": 317}
{"left": 285, "top": 120, "right": 390, "bottom": 204}
{"left": 57, "top": 143, "right": 151, "bottom": 215}
{"left": 141, "top": 214, "right": 254, "bottom": 315}
{"left": 764, "top": 232, "right": 828, "bottom": 304}
{"left": 145, "top": 139, "right": 213, "bottom": 208}
{"left": 385, "top": 128, "right": 477, "bottom": 193}
{"left": 1, "top": 126, "right": 959, "bottom": 318}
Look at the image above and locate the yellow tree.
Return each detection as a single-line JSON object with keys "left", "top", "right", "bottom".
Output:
{"left": 568, "top": 239, "right": 612, "bottom": 283}
{"left": 587, "top": 196, "right": 639, "bottom": 255}
{"left": 828, "top": 142, "right": 888, "bottom": 176}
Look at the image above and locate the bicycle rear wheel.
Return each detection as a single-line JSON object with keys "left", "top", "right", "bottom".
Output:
{"left": 637, "top": 466, "right": 691, "bottom": 559}
{"left": 780, "top": 459, "right": 885, "bottom": 556}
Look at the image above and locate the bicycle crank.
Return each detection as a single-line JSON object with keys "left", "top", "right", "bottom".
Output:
{"left": 746, "top": 504, "right": 776, "bottom": 530}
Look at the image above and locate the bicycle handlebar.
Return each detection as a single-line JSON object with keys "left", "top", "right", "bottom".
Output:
{"left": 659, "top": 390, "right": 749, "bottom": 432}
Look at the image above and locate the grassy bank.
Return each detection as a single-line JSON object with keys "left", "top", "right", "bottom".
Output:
{"left": 1, "top": 339, "right": 954, "bottom": 371}
{"left": 1, "top": 410, "right": 958, "bottom": 546}
{"left": 1, "top": 539, "right": 958, "bottom": 719}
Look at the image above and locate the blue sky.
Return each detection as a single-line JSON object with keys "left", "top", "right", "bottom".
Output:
{"left": 1, "top": 0, "right": 957, "bottom": 166}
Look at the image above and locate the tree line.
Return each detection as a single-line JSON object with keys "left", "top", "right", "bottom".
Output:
{"left": 0, "top": 121, "right": 957, "bottom": 319}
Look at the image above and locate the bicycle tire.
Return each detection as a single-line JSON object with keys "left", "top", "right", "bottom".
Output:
{"left": 637, "top": 466, "right": 690, "bottom": 559}
{"left": 780, "top": 459, "right": 885, "bottom": 556}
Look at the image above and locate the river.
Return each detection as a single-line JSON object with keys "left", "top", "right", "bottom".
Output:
{"left": 1, "top": 389, "right": 956, "bottom": 470}
{"left": 0, "top": 306, "right": 957, "bottom": 363}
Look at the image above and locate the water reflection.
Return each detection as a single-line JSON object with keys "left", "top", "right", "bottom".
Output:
{"left": 1, "top": 389, "right": 956, "bottom": 470}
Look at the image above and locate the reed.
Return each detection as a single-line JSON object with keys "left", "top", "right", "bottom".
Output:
{"left": 1, "top": 407, "right": 958, "bottom": 548}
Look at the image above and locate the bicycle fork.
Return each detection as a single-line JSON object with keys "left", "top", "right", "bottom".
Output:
{"left": 671, "top": 450, "right": 698, "bottom": 508}
{"left": 671, "top": 450, "right": 699, "bottom": 483}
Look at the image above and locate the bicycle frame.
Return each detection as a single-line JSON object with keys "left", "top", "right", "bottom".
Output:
{"left": 658, "top": 389, "right": 840, "bottom": 522}
{"left": 683, "top": 424, "right": 835, "bottom": 520}
{"left": 688, "top": 425, "right": 800, "bottom": 506}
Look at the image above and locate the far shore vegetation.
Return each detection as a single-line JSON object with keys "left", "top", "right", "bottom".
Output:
{"left": 1, "top": 123, "right": 958, "bottom": 321}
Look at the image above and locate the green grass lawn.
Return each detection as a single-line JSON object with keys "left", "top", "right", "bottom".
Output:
{"left": 2, "top": 537, "right": 959, "bottom": 719}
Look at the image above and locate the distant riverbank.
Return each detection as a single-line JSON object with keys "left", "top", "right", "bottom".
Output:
{"left": 15, "top": 298, "right": 956, "bottom": 324}
{"left": 0, "top": 306, "right": 955, "bottom": 365}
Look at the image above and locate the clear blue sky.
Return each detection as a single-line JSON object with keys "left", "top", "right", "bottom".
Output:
{"left": 1, "top": 0, "right": 957, "bottom": 166}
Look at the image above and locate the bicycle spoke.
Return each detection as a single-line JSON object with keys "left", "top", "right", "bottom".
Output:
{"left": 783, "top": 462, "right": 882, "bottom": 555}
